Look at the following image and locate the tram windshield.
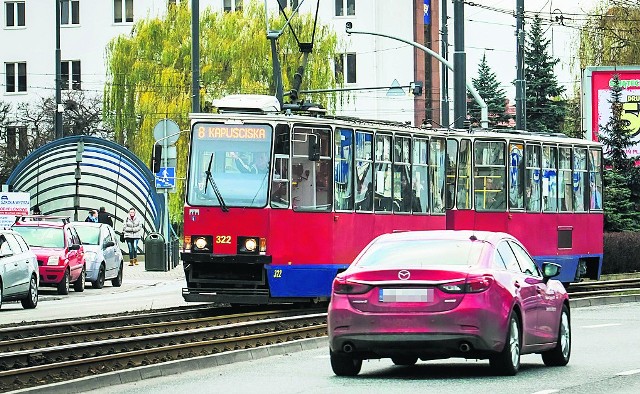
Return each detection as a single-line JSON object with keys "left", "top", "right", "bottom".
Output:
{"left": 187, "top": 123, "right": 273, "bottom": 208}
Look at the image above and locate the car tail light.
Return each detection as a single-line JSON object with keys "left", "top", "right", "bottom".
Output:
{"left": 332, "top": 278, "right": 372, "bottom": 295}
{"left": 439, "top": 275, "right": 494, "bottom": 294}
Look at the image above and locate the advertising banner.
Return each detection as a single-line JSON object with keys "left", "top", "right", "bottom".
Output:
{"left": 0, "top": 192, "right": 30, "bottom": 229}
{"left": 583, "top": 66, "right": 640, "bottom": 156}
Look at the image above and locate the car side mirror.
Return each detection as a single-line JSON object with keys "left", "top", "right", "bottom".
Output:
{"left": 69, "top": 244, "right": 81, "bottom": 251}
{"left": 104, "top": 241, "right": 115, "bottom": 249}
{"left": 541, "top": 262, "right": 561, "bottom": 282}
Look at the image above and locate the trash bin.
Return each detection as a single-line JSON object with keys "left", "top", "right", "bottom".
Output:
{"left": 144, "top": 233, "right": 167, "bottom": 272}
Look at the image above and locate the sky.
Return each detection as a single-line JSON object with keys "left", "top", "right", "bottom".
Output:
{"left": 462, "top": 0, "right": 602, "bottom": 100}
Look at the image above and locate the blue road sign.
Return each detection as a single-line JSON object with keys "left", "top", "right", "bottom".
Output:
{"left": 156, "top": 167, "right": 175, "bottom": 189}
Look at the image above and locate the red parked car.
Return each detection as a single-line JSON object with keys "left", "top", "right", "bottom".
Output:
{"left": 328, "top": 230, "right": 570, "bottom": 376}
{"left": 12, "top": 216, "right": 86, "bottom": 295}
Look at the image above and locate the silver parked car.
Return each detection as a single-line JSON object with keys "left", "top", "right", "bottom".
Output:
{"left": 0, "top": 229, "right": 39, "bottom": 309}
{"left": 72, "top": 222, "right": 124, "bottom": 289}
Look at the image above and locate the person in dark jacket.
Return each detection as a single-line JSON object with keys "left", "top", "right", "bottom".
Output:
{"left": 97, "top": 206, "right": 114, "bottom": 227}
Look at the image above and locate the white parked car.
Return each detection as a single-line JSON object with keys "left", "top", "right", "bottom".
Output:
{"left": 0, "top": 229, "right": 39, "bottom": 309}
{"left": 72, "top": 222, "right": 124, "bottom": 289}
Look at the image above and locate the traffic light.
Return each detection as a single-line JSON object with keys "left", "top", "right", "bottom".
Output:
{"left": 151, "top": 144, "right": 162, "bottom": 173}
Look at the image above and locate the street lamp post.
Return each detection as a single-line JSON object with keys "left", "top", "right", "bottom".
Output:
{"left": 55, "top": 0, "right": 63, "bottom": 139}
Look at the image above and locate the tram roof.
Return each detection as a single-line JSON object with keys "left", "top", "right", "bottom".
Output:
{"left": 190, "top": 111, "right": 600, "bottom": 147}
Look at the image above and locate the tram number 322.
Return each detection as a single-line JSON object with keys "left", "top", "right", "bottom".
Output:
{"left": 215, "top": 235, "right": 231, "bottom": 244}
{"left": 273, "top": 270, "right": 283, "bottom": 278}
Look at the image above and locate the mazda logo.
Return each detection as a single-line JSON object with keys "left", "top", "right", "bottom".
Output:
{"left": 398, "top": 270, "right": 410, "bottom": 280}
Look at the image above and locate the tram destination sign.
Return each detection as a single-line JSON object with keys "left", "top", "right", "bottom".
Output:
{"left": 194, "top": 124, "right": 269, "bottom": 141}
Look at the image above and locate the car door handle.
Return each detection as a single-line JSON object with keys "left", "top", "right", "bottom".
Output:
{"left": 514, "top": 281, "right": 520, "bottom": 288}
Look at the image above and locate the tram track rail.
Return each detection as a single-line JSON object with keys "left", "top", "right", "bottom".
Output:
{"left": 0, "top": 309, "right": 326, "bottom": 393}
{"left": 567, "top": 278, "right": 640, "bottom": 298}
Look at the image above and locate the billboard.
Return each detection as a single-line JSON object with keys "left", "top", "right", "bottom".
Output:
{"left": 583, "top": 66, "right": 640, "bottom": 157}
{"left": 0, "top": 192, "right": 30, "bottom": 229}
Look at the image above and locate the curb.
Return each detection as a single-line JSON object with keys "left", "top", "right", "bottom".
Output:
{"left": 569, "top": 294, "right": 640, "bottom": 308}
{"left": 8, "top": 337, "right": 328, "bottom": 394}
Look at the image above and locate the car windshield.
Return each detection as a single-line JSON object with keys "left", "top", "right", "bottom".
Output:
{"left": 12, "top": 226, "right": 65, "bottom": 248}
{"left": 356, "top": 239, "right": 486, "bottom": 268}
{"left": 75, "top": 226, "right": 100, "bottom": 245}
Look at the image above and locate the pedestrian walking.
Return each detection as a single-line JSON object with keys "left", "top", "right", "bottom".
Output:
{"left": 31, "top": 205, "right": 42, "bottom": 215}
{"left": 97, "top": 206, "right": 114, "bottom": 227}
{"left": 85, "top": 210, "right": 98, "bottom": 222}
{"left": 122, "top": 208, "right": 143, "bottom": 266}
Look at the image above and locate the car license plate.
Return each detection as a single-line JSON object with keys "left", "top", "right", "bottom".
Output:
{"left": 379, "top": 288, "right": 433, "bottom": 303}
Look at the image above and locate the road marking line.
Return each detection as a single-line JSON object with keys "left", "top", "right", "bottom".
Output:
{"left": 582, "top": 323, "right": 622, "bottom": 329}
{"left": 617, "top": 369, "right": 640, "bottom": 376}
{"left": 532, "top": 390, "right": 559, "bottom": 394}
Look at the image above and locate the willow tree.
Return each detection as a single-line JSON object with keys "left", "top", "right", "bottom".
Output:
{"left": 104, "top": 1, "right": 339, "bottom": 224}
{"left": 579, "top": 3, "right": 640, "bottom": 68}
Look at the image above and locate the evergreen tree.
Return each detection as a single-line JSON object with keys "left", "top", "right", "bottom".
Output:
{"left": 598, "top": 74, "right": 640, "bottom": 231}
{"left": 524, "top": 15, "right": 566, "bottom": 132}
{"left": 467, "top": 53, "right": 510, "bottom": 127}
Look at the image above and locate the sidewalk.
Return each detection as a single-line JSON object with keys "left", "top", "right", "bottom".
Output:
{"left": 123, "top": 255, "right": 185, "bottom": 281}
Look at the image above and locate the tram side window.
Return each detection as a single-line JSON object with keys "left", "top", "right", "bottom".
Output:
{"left": 355, "top": 131, "right": 373, "bottom": 211}
{"left": 445, "top": 139, "right": 458, "bottom": 209}
{"left": 430, "top": 138, "right": 446, "bottom": 213}
{"left": 393, "top": 135, "right": 412, "bottom": 213}
{"left": 412, "top": 137, "right": 429, "bottom": 213}
{"left": 474, "top": 140, "right": 506, "bottom": 211}
{"left": 509, "top": 142, "right": 525, "bottom": 210}
{"left": 335, "top": 128, "right": 354, "bottom": 211}
{"left": 457, "top": 139, "right": 471, "bottom": 209}
{"left": 271, "top": 124, "right": 290, "bottom": 209}
{"left": 525, "top": 144, "right": 541, "bottom": 212}
{"left": 589, "top": 149, "right": 603, "bottom": 210}
{"left": 542, "top": 145, "right": 558, "bottom": 212}
{"left": 558, "top": 147, "right": 573, "bottom": 211}
{"left": 374, "top": 133, "right": 392, "bottom": 212}
{"left": 291, "top": 126, "right": 332, "bottom": 212}
{"left": 573, "top": 147, "right": 588, "bottom": 212}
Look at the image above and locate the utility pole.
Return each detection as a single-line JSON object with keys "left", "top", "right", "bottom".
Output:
{"left": 191, "top": 0, "right": 200, "bottom": 113}
{"left": 453, "top": 0, "right": 467, "bottom": 129}
{"left": 441, "top": 0, "right": 450, "bottom": 127}
{"left": 55, "top": 0, "right": 63, "bottom": 139}
{"left": 515, "top": 0, "right": 526, "bottom": 130}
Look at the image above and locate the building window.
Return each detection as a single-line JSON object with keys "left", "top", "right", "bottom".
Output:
{"left": 61, "top": 60, "right": 81, "bottom": 90}
{"left": 61, "top": 0, "right": 80, "bottom": 25}
{"left": 335, "top": 53, "right": 356, "bottom": 84}
{"left": 5, "top": 1, "right": 25, "bottom": 27}
{"left": 223, "top": 0, "right": 242, "bottom": 12}
{"left": 277, "top": 0, "right": 298, "bottom": 9}
{"left": 335, "top": 0, "right": 355, "bottom": 16}
{"left": 114, "top": 0, "right": 133, "bottom": 23}
{"left": 5, "top": 62, "right": 27, "bottom": 93}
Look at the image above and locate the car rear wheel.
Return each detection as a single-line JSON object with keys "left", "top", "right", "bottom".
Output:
{"left": 74, "top": 266, "right": 86, "bottom": 292}
{"left": 57, "top": 270, "right": 70, "bottom": 295}
{"left": 92, "top": 264, "right": 105, "bottom": 289}
{"left": 21, "top": 276, "right": 38, "bottom": 309}
{"left": 330, "top": 350, "right": 362, "bottom": 376}
{"left": 111, "top": 261, "right": 123, "bottom": 287}
{"left": 542, "top": 304, "right": 571, "bottom": 367}
{"left": 490, "top": 313, "right": 521, "bottom": 376}
{"left": 391, "top": 356, "right": 418, "bottom": 366}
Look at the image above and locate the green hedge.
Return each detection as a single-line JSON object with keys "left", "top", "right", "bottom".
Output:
{"left": 603, "top": 232, "right": 640, "bottom": 274}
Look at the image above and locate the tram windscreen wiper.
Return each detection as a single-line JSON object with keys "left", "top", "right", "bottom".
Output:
{"left": 204, "top": 154, "right": 229, "bottom": 212}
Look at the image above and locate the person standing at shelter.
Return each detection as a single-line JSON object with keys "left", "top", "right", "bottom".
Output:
{"left": 85, "top": 210, "right": 98, "bottom": 222}
{"left": 98, "top": 206, "right": 114, "bottom": 227}
{"left": 123, "top": 208, "right": 143, "bottom": 266}
{"left": 31, "top": 205, "right": 42, "bottom": 215}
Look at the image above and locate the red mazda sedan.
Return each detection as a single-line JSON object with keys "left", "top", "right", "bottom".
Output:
{"left": 328, "top": 230, "right": 571, "bottom": 376}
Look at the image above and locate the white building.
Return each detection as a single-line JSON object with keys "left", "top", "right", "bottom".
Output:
{"left": 1, "top": 0, "right": 439, "bottom": 142}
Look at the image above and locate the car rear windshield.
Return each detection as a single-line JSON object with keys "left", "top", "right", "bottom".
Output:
{"left": 356, "top": 239, "right": 485, "bottom": 268}
{"left": 75, "top": 226, "right": 100, "bottom": 245}
{"left": 12, "top": 227, "right": 64, "bottom": 248}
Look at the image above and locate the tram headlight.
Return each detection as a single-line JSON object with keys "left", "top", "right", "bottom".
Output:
{"left": 190, "top": 235, "right": 212, "bottom": 252}
{"left": 238, "top": 236, "right": 264, "bottom": 254}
